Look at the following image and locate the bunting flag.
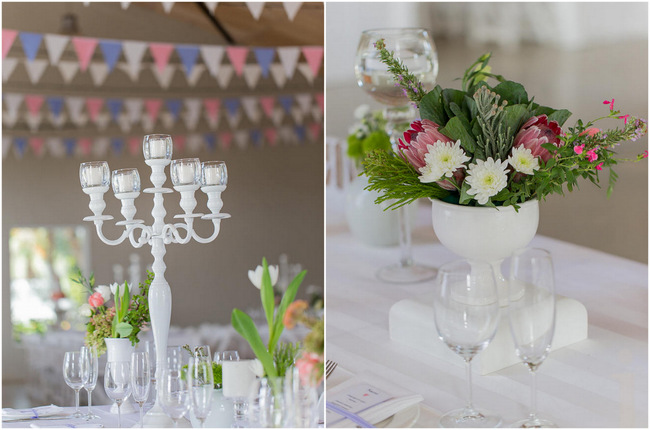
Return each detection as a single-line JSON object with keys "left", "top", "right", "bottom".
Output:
{"left": 246, "top": 2, "right": 265, "bottom": 20}
{"left": 151, "top": 64, "right": 176, "bottom": 88}
{"left": 99, "top": 40, "right": 123, "bottom": 72}
{"left": 243, "top": 64, "right": 262, "bottom": 89}
{"left": 25, "top": 113, "right": 43, "bottom": 131}
{"left": 72, "top": 37, "right": 98, "bottom": 71}
{"left": 25, "top": 95, "right": 45, "bottom": 116}
{"left": 122, "top": 41, "right": 148, "bottom": 81}
{"left": 269, "top": 63, "right": 287, "bottom": 88}
{"left": 128, "top": 136, "right": 141, "bottom": 155}
{"left": 19, "top": 32, "right": 42, "bottom": 61}
{"left": 253, "top": 48, "right": 274, "bottom": 78}
{"left": 43, "top": 34, "right": 69, "bottom": 65}
{"left": 204, "top": 133, "right": 217, "bottom": 151}
{"left": 85, "top": 98, "right": 104, "bottom": 123}
{"left": 47, "top": 96, "right": 65, "bottom": 118}
{"left": 58, "top": 61, "right": 79, "bottom": 83}
{"left": 3, "top": 57, "right": 19, "bottom": 81}
{"left": 259, "top": 97, "right": 275, "bottom": 118}
{"left": 186, "top": 64, "right": 205, "bottom": 86}
{"left": 149, "top": 43, "right": 174, "bottom": 73}
{"left": 144, "top": 98, "right": 163, "bottom": 122}
{"left": 200, "top": 45, "right": 225, "bottom": 77}
{"left": 89, "top": 63, "right": 110, "bottom": 86}
{"left": 277, "top": 47, "right": 300, "bottom": 80}
{"left": 176, "top": 44, "right": 200, "bottom": 75}
{"left": 162, "top": 2, "right": 174, "bottom": 13}
{"left": 203, "top": 2, "right": 217, "bottom": 15}
{"left": 297, "top": 63, "right": 315, "bottom": 85}
{"left": 226, "top": 46, "right": 248, "bottom": 77}
{"left": 187, "top": 134, "right": 204, "bottom": 153}
{"left": 215, "top": 64, "right": 234, "bottom": 89}
{"left": 121, "top": 2, "right": 130, "bottom": 10}
{"left": 3, "top": 29, "right": 18, "bottom": 59}
{"left": 183, "top": 98, "right": 202, "bottom": 130}
{"left": 25, "top": 59, "right": 48, "bottom": 84}
{"left": 282, "top": 2, "right": 302, "bottom": 21}
{"left": 30, "top": 137, "right": 45, "bottom": 157}
{"left": 106, "top": 99, "right": 124, "bottom": 122}
{"left": 218, "top": 132, "right": 231, "bottom": 151}
{"left": 265, "top": 127, "right": 278, "bottom": 146}
{"left": 241, "top": 97, "right": 262, "bottom": 124}
{"left": 301, "top": 46, "right": 324, "bottom": 78}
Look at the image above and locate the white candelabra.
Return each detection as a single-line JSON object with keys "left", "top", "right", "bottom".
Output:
{"left": 79, "top": 134, "right": 229, "bottom": 427}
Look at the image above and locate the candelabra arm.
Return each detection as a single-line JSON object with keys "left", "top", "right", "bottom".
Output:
{"left": 94, "top": 221, "right": 130, "bottom": 246}
{"left": 161, "top": 221, "right": 193, "bottom": 245}
{"left": 128, "top": 224, "right": 152, "bottom": 248}
{"left": 191, "top": 219, "right": 222, "bottom": 244}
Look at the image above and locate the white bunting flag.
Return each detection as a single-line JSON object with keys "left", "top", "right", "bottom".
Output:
{"left": 3, "top": 93, "right": 24, "bottom": 118}
{"left": 297, "top": 63, "right": 315, "bottom": 85}
{"left": 43, "top": 34, "right": 70, "bottom": 65}
{"left": 277, "top": 47, "right": 300, "bottom": 79}
{"left": 122, "top": 41, "right": 148, "bottom": 81}
{"left": 66, "top": 96, "right": 85, "bottom": 120}
{"left": 187, "top": 134, "right": 203, "bottom": 153}
{"left": 25, "top": 59, "right": 48, "bottom": 84}
{"left": 205, "top": 114, "right": 220, "bottom": 130}
{"left": 279, "top": 125, "right": 295, "bottom": 145}
{"left": 200, "top": 45, "right": 225, "bottom": 77}
{"left": 246, "top": 2, "right": 265, "bottom": 20}
{"left": 204, "top": 2, "right": 217, "bottom": 15}
{"left": 3, "top": 136, "right": 12, "bottom": 158}
{"left": 26, "top": 113, "right": 43, "bottom": 131}
{"left": 282, "top": 2, "right": 302, "bottom": 20}
{"left": 311, "top": 105, "right": 322, "bottom": 122}
{"left": 271, "top": 107, "right": 285, "bottom": 127}
{"left": 291, "top": 106, "right": 304, "bottom": 125}
{"left": 58, "top": 61, "right": 79, "bottom": 83}
{"left": 124, "top": 98, "right": 143, "bottom": 124}
{"left": 186, "top": 64, "right": 205, "bottom": 86}
{"left": 95, "top": 113, "right": 111, "bottom": 130}
{"left": 183, "top": 98, "right": 202, "bottom": 131}
{"left": 151, "top": 64, "right": 176, "bottom": 89}
{"left": 89, "top": 63, "right": 110, "bottom": 86}
{"left": 241, "top": 97, "right": 262, "bottom": 124}
{"left": 141, "top": 115, "right": 155, "bottom": 133}
{"left": 216, "top": 64, "right": 234, "bottom": 89}
{"left": 234, "top": 130, "right": 249, "bottom": 150}
{"left": 121, "top": 2, "right": 130, "bottom": 9}
{"left": 295, "top": 93, "right": 312, "bottom": 115}
{"left": 47, "top": 137, "right": 65, "bottom": 158}
{"left": 269, "top": 63, "right": 287, "bottom": 88}
{"left": 226, "top": 110, "right": 242, "bottom": 129}
{"left": 93, "top": 137, "right": 110, "bottom": 157}
{"left": 3, "top": 111, "right": 19, "bottom": 127}
{"left": 160, "top": 112, "right": 175, "bottom": 129}
{"left": 48, "top": 112, "right": 67, "bottom": 128}
{"left": 118, "top": 114, "right": 132, "bottom": 133}
{"left": 162, "top": 2, "right": 174, "bottom": 13}
{"left": 3, "top": 57, "right": 19, "bottom": 81}
{"left": 242, "top": 64, "right": 262, "bottom": 89}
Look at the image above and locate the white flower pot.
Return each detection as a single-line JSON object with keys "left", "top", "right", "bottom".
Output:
{"left": 431, "top": 199, "right": 539, "bottom": 306}
{"left": 104, "top": 338, "right": 136, "bottom": 415}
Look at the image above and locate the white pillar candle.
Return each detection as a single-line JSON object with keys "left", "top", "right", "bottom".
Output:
{"left": 149, "top": 139, "right": 167, "bottom": 158}
{"left": 178, "top": 164, "right": 195, "bottom": 184}
{"left": 88, "top": 166, "right": 104, "bottom": 186}
{"left": 222, "top": 360, "right": 257, "bottom": 399}
{"left": 203, "top": 165, "right": 220, "bottom": 185}
{"left": 116, "top": 175, "right": 134, "bottom": 193}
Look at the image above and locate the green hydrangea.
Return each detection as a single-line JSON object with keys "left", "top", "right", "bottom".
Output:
{"left": 362, "top": 131, "right": 392, "bottom": 153}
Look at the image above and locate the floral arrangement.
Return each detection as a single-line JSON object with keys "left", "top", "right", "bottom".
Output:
{"left": 231, "top": 258, "right": 306, "bottom": 379}
{"left": 72, "top": 269, "right": 153, "bottom": 355}
{"left": 283, "top": 300, "right": 324, "bottom": 386}
{"left": 346, "top": 105, "right": 392, "bottom": 167}
{"left": 363, "top": 42, "right": 648, "bottom": 209}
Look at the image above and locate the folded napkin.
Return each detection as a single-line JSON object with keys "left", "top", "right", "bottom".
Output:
{"left": 2, "top": 405, "right": 67, "bottom": 421}
{"left": 326, "top": 367, "right": 424, "bottom": 428}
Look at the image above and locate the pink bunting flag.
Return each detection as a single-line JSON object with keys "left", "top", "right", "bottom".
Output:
{"left": 314, "top": 93, "right": 324, "bottom": 113}
{"left": 309, "top": 122, "right": 321, "bottom": 140}
{"left": 72, "top": 37, "right": 99, "bottom": 72}
{"left": 128, "top": 136, "right": 141, "bottom": 155}
{"left": 30, "top": 137, "right": 45, "bottom": 156}
{"left": 2, "top": 29, "right": 18, "bottom": 59}
{"left": 259, "top": 96, "right": 275, "bottom": 118}
{"left": 24, "top": 95, "right": 45, "bottom": 116}
{"left": 203, "top": 99, "right": 220, "bottom": 121}
{"left": 78, "top": 137, "right": 92, "bottom": 156}
{"left": 220, "top": 131, "right": 232, "bottom": 150}
{"left": 144, "top": 98, "right": 163, "bottom": 122}
{"left": 85, "top": 98, "right": 104, "bottom": 122}
{"left": 226, "top": 46, "right": 248, "bottom": 76}
{"left": 149, "top": 43, "right": 174, "bottom": 73}
{"left": 173, "top": 134, "right": 186, "bottom": 152}
{"left": 301, "top": 46, "right": 323, "bottom": 77}
{"left": 264, "top": 128, "right": 278, "bottom": 146}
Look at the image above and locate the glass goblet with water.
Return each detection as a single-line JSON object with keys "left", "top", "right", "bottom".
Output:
{"left": 354, "top": 27, "right": 439, "bottom": 284}
{"left": 160, "top": 368, "right": 191, "bottom": 427}
{"left": 104, "top": 361, "right": 132, "bottom": 428}
{"left": 63, "top": 351, "right": 85, "bottom": 419}
{"left": 131, "top": 352, "right": 152, "bottom": 428}
{"left": 433, "top": 260, "right": 501, "bottom": 427}
{"left": 188, "top": 353, "right": 214, "bottom": 427}
{"left": 508, "top": 248, "right": 558, "bottom": 428}
{"left": 80, "top": 345, "right": 99, "bottom": 420}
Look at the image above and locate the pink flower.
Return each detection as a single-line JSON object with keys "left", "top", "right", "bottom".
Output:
{"left": 603, "top": 99, "right": 615, "bottom": 111}
{"left": 398, "top": 119, "right": 454, "bottom": 170}
{"left": 513, "top": 115, "right": 563, "bottom": 162}
{"left": 586, "top": 149, "right": 598, "bottom": 162}
{"left": 595, "top": 162, "right": 604, "bottom": 171}
{"left": 579, "top": 128, "right": 599, "bottom": 137}
{"left": 643, "top": 150, "right": 649, "bottom": 159}
{"left": 296, "top": 352, "right": 323, "bottom": 387}
{"left": 574, "top": 144, "right": 585, "bottom": 155}
{"left": 618, "top": 114, "right": 631, "bottom": 124}
{"left": 88, "top": 292, "right": 104, "bottom": 308}
{"left": 283, "top": 300, "right": 308, "bottom": 329}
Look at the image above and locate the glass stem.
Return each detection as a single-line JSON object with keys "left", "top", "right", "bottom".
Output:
{"left": 139, "top": 404, "right": 144, "bottom": 428}
{"left": 529, "top": 369, "right": 538, "bottom": 421}
{"left": 398, "top": 206, "right": 413, "bottom": 268}
{"left": 75, "top": 389, "right": 80, "bottom": 414}
{"left": 465, "top": 358, "right": 475, "bottom": 412}
{"left": 88, "top": 389, "right": 92, "bottom": 416}
{"left": 117, "top": 403, "right": 122, "bottom": 429}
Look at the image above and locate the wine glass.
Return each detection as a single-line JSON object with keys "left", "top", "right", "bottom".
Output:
{"left": 187, "top": 352, "right": 215, "bottom": 427}
{"left": 104, "top": 361, "right": 132, "bottom": 428}
{"left": 63, "top": 351, "right": 85, "bottom": 419}
{"left": 222, "top": 357, "right": 257, "bottom": 427}
{"left": 144, "top": 340, "right": 157, "bottom": 407}
{"left": 80, "top": 345, "right": 99, "bottom": 420}
{"left": 131, "top": 352, "right": 152, "bottom": 428}
{"left": 160, "top": 368, "right": 191, "bottom": 427}
{"left": 508, "top": 248, "right": 557, "bottom": 428}
{"left": 214, "top": 350, "right": 239, "bottom": 365}
{"left": 433, "top": 260, "right": 501, "bottom": 427}
{"left": 354, "top": 27, "right": 439, "bottom": 284}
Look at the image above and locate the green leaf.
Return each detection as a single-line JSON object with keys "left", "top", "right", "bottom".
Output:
{"left": 493, "top": 81, "right": 528, "bottom": 104}
{"left": 459, "top": 181, "right": 473, "bottom": 205}
{"left": 115, "top": 322, "right": 133, "bottom": 338}
{"left": 231, "top": 309, "right": 277, "bottom": 378}
{"left": 502, "top": 104, "right": 531, "bottom": 136}
{"left": 120, "top": 284, "right": 130, "bottom": 320}
{"left": 260, "top": 258, "right": 274, "bottom": 338}
{"left": 439, "top": 116, "right": 476, "bottom": 154}
{"left": 547, "top": 109, "right": 572, "bottom": 127}
{"left": 419, "top": 86, "right": 447, "bottom": 125}
{"left": 442, "top": 89, "right": 467, "bottom": 120}
{"left": 268, "top": 270, "right": 307, "bottom": 352}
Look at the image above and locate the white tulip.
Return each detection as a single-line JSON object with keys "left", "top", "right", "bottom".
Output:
{"left": 247, "top": 264, "right": 279, "bottom": 290}
{"left": 250, "top": 359, "right": 265, "bottom": 378}
{"left": 95, "top": 284, "right": 112, "bottom": 302}
{"left": 79, "top": 303, "right": 92, "bottom": 318}
{"left": 109, "top": 282, "right": 128, "bottom": 298}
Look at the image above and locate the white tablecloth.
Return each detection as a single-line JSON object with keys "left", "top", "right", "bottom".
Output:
{"left": 2, "top": 405, "right": 140, "bottom": 428}
{"left": 326, "top": 221, "right": 648, "bottom": 428}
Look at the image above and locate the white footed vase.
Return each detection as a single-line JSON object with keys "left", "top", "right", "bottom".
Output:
{"left": 104, "top": 338, "right": 137, "bottom": 415}
{"left": 431, "top": 199, "right": 539, "bottom": 306}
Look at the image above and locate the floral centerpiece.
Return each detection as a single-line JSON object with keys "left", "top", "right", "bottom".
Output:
{"left": 363, "top": 42, "right": 648, "bottom": 209}
{"left": 346, "top": 105, "right": 392, "bottom": 168}
{"left": 72, "top": 269, "right": 153, "bottom": 355}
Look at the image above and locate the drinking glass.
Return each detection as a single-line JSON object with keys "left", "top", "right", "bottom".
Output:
{"left": 222, "top": 358, "right": 256, "bottom": 427}
{"left": 80, "top": 345, "right": 99, "bottom": 420}
{"left": 63, "top": 351, "right": 85, "bottom": 419}
{"left": 131, "top": 352, "right": 152, "bottom": 428}
{"left": 144, "top": 341, "right": 157, "bottom": 407}
{"left": 160, "top": 368, "right": 191, "bottom": 427}
{"left": 508, "top": 248, "right": 557, "bottom": 428}
{"left": 433, "top": 260, "right": 501, "bottom": 427}
{"left": 355, "top": 28, "right": 439, "bottom": 284}
{"left": 187, "top": 353, "right": 214, "bottom": 427}
{"left": 214, "top": 350, "right": 239, "bottom": 364}
{"left": 104, "top": 361, "right": 132, "bottom": 428}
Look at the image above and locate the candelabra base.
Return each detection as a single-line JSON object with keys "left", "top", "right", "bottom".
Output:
{"left": 142, "top": 402, "right": 192, "bottom": 428}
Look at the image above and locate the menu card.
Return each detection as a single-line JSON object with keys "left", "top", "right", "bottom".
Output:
{"left": 326, "top": 382, "right": 394, "bottom": 426}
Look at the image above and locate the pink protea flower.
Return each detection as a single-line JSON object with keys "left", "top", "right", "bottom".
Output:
{"left": 513, "top": 114, "right": 563, "bottom": 163}
{"left": 398, "top": 119, "right": 454, "bottom": 170}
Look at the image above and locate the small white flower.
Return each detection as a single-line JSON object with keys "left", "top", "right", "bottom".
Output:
{"left": 248, "top": 264, "right": 279, "bottom": 290}
{"left": 79, "top": 303, "right": 92, "bottom": 318}
{"left": 508, "top": 146, "right": 540, "bottom": 175}
{"left": 250, "top": 359, "right": 265, "bottom": 378}
{"left": 353, "top": 104, "right": 371, "bottom": 120}
{"left": 418, "top": 140, "right": 470, "bottom": 183}
{"left": 109, "top": 282, "right": 128, "bottom": 298}
{"left": 465, "top": 158, "right": 509, "bottom": 205}
{"left": 95, "top": 284, "right": 112, "bottom": 302}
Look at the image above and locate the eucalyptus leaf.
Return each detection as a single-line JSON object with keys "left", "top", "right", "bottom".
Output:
{"left": 115, "top": 322, "right": 133, "bottom": 338}
{"left": 231, "top": 309, "right": 277, "bottom": 378}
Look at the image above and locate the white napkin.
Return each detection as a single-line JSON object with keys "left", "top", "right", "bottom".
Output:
{"left": 2, "top": 405, "right": 66, "bottom": 421}
{"left": 326, "top": 367, "right": 424, "bottom": 427}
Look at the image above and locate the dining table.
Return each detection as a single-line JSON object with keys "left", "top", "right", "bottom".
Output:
{"left": 326, "top": 205, "right": 648, "bottom": 428}
{"left": 2, "top": 405, "right": 141, "bottom": 429}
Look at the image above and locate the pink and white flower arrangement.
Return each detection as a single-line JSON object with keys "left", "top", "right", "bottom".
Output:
{"left": 363, "top": 47, "right": 648, "bottom": 208}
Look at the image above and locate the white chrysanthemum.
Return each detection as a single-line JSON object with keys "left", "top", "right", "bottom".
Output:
{"left": 508, "top": 146, "right": 539, "bottom": 175}
{"left": 418, "top": 140, "right": 470, "bottom": 183}
{"left": 465, "top": 158, "right": 509, "bottom": 205}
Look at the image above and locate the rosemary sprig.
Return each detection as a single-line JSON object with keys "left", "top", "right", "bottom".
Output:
{"left": 374, "top": 39, "right": 425, "bottom": 104}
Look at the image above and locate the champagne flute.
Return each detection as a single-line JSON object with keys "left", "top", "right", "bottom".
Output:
{"left": 131, "top": 352, "right": 152, "bottom": 428}
{"left": 433, "top": 260, "right": 501, "bottom": 427}
{"left": 354, "top": 27, "right": 439, "bottom": 284}
{"left": 187, "top": 353, "right": 214, "bottom": 427}
{"left": 144, "top": 341, "right": 157, "bottom": 407}
{"left": 104, "top": 361, "right": 132, "bottom": 428}
{"left": 63, "top": 351, "right": 85, "bottom": 419}
{"left": 160, "top": 368, "right": 191, "bottom": 427}
{"left": 508, "top": 248, "right": 557, "bottom": 428}
{"left": 80, "top": 345, "right": 99, "bottom": 420}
